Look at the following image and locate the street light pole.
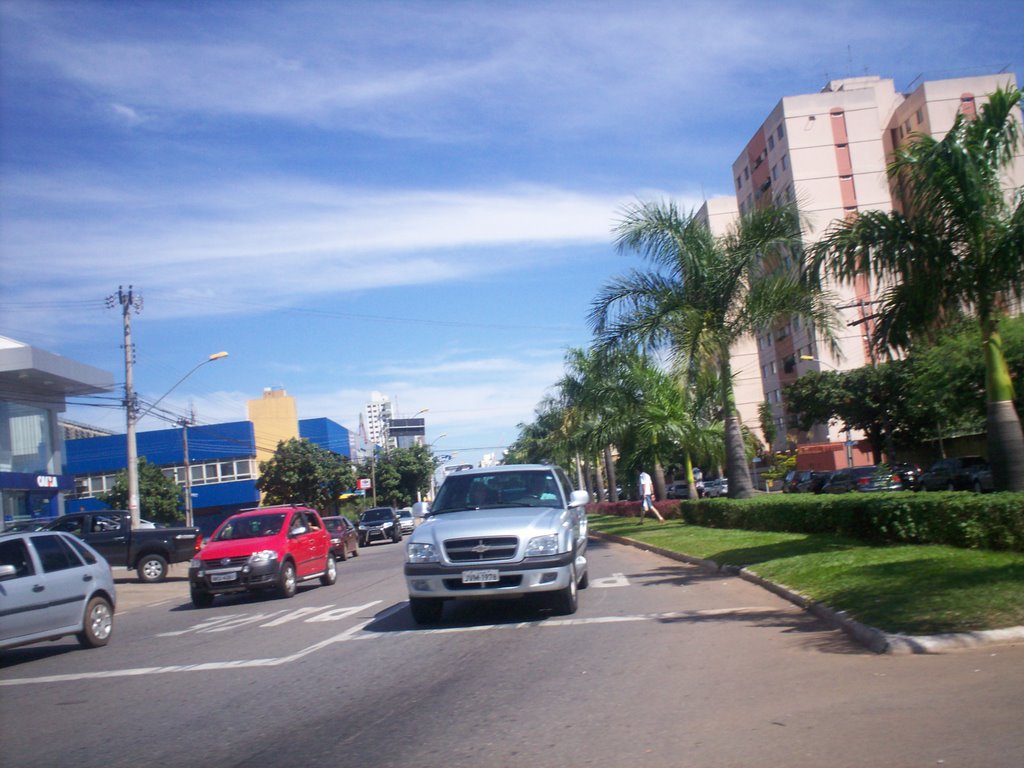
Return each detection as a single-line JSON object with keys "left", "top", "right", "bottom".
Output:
{"left": 133, "top": 351, "right": 228, "bottom": 528}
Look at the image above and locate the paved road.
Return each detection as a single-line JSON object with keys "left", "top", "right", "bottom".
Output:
{"left": 2, "top": 538, "right": 1022, "bottom": 767}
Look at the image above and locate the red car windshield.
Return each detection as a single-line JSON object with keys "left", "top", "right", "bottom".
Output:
{"left": 214, "top": 513, "right": 286, "bottom": 541}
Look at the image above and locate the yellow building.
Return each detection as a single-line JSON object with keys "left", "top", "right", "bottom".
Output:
{"left": 246, "top": 387, "right": 299, "bottom": 497}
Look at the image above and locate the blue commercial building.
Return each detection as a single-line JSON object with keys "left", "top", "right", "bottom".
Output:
{"left": 1, "top": 336, "right": 113, "bottom": 529}
{"left": 66, "top": 417, "right": 352, "bottom": 537}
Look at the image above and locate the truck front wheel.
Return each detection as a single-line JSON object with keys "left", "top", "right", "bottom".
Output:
{"left": 137, "top": 553, "right": 168, "bottom": 583}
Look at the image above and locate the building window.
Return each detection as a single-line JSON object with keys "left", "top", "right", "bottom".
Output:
{"left": 777, "top": 123, "right": 784, "bottom": 140}
{"left": 781, "top": 153, "right": 788, "bottom": 171}
{"left": 744, "top": 167, "right": 750, "bottom": 180}
{"left": 772, "top": 164, "right": 779, "bottom": 181}
{"left": 768, "top": 134, "right": 775, "bottom": 151}
{"left": 916, "top": 108, "right": 924, "bottom": 124}
{"left": 736, "top": 175, "right": 743, "bottom": 189}
{"left": 904, "top": 119, "right": 911, "bottom": 133}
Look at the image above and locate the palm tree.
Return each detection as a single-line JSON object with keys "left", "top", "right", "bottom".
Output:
{"left": 592, "top": 200, "right": 839, "bottom": 498}
{"left": 812, "top": 86, "right": 1024, "bottom": 490}
{"left": 559, "top": 347, "right": 621, "bottom": 501}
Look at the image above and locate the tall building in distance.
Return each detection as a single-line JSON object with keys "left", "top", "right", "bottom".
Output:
{"left": 364, "top": 391, "right": 392, "bottom": 448}
{"left": 726, "top": 72, "right": 1023, "bottom": 464}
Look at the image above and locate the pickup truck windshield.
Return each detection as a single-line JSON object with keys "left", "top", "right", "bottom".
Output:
{"left": 214, "top": 513, "right": 286, "bottom": 541}
{"left": 432, "top": 470, "right": 562, "bottom": 514}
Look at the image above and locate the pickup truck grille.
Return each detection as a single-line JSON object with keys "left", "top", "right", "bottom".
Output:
{"left": 444, "top": 536, "right": 518, "bottom": 563}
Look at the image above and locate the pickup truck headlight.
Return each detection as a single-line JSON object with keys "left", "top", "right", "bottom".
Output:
{"left": 407, "top": 542, "right": 439, "bottom": 563}
{"left": 525, "top": 533, "right": 560, "bottom": 557}
{"left": 249, "top": 550, "right": 279, "bottom": 564}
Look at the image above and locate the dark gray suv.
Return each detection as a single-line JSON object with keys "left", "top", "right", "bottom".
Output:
{"left": 357, "top": 507, "right": 403, "bottom": 546}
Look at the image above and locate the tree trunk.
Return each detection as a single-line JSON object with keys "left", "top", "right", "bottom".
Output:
{"left": 604, "top": 446, "right": 619, "bottom": 502}
{"left": 720, "top": 355, "right": 754, "bottom": 498}
{"left": 593, "top": 456, "right": 607, "bottom": 502}
{"left": 685, "top": 452, "right": 699, "bottom": 500}
{"left": 982, "top": 319, "right": 1024, "bottom": 490}
{"left": 652, "top": 462, "right": 667, "bottom": 501}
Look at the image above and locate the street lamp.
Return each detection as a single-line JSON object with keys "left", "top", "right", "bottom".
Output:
{"left": 126, "top": 351, "right": 228, "bottom": 529}
{"left": 427, "top": 434, "right": 448, "bottom": 500}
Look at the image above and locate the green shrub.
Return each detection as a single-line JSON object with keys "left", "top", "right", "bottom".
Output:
{"left": 587, "top": 492, "right": 1024, "bottom": 552}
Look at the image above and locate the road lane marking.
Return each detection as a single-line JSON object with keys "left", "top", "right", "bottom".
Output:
{"left": 590, "top": 572, "right": 630, "bottom": 588}
{"left": 0, "top": 605, "right": 775, "bottom": 688}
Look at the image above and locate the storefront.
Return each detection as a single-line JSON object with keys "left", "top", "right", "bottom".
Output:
{"left": 0, "top": 337, "right": 113, "bottom": 529}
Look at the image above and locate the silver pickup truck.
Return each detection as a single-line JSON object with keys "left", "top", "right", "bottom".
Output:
{"left": 404, "top": 464, "right": 590, "bottom": 624}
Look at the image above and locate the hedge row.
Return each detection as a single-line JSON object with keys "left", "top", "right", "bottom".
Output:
{"left": 588, "top": 492, "right": 1024, "bottom": 552}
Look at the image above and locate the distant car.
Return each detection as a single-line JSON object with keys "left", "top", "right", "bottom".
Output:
{"left": 820, "top": 466, "right": 880, "bottom": 493}
{"left": 666, "top": 477, "right": 704, "bottom": 499}
{"left": 396, "top": 508, "right": 415, "bottom": 534}
{"left": 917, "top": 456, "right": 990, "bottom": 492}
{"left": 358, "top": 506, "right": 403, "bottom": 546}
{"left": 784, "top": 469, "right": 823, "bottom": 493}
{"left": 856, "top": 465, "right": 913, "bottom": 493}
{"left": 798, "top": 471, "right": 832, "bottom": 494}
{"left": 188, "top": 505, "right": 336, "bottom": 608}
{"left": 0, "top": 530, "right": 116, "bottom": 652}
{"left": 703, "top": 478, "right": 728, "bottom": 498}
{"left": 322, "top": 516, "right": 359, "bottom": 561}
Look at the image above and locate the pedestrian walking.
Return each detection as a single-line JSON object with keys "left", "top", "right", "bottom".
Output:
{"left": 638, "top": 470, "right": 663, "bottom": 523}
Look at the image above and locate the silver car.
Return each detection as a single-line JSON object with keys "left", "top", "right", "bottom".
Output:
{"left": 397, "top": 507, "right": 415, "bottom": 534}
{"left": 0, "top": 530, "right": 116, "bottom": 651}
{"left": 404, "top": 464, "right": 589, "bottom": 624}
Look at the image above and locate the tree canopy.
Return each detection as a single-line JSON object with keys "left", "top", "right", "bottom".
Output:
{"left": 257, "top": 438, "right": 355, "bottom": 515}
{"left": 100, "top": 457, "right": 183, "bottom": 525}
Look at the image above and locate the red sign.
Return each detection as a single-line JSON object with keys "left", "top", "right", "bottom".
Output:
{"left": 357, "top": 478, "right": 372, "bottom": 490}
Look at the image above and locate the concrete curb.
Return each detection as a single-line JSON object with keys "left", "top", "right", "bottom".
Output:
{"left": 590, "top": 531, "right": 1024, "bottom": 655}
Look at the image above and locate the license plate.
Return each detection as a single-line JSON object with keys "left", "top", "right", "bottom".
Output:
{"left": 211, "top": 572, "right": 238, "bottom": 583}
{"left": 462, "top": 569, "right": 500, "bottom": 584}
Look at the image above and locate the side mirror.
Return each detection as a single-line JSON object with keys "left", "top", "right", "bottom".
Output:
{"left": 289, "top": 526, "right": 308, "bottom": 537}
{"left": 0, "top": 563, "right": 18, "bottom": 580}
{"left": 568, "top": 490, "right": 590, "bottom": 508}
{"left": 412, "top": 501, "right": 430, "bottom": 518}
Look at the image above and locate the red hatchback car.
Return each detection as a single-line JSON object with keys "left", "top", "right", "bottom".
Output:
{"left": 188, "top": 505, "right": 336, "bottom": 608}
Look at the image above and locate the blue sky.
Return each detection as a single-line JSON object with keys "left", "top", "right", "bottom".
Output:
{"left": 2, "top": 0, "right": 1022, "bottom": 468}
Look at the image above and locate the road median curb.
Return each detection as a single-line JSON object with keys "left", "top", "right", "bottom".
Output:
{"left": 590, "top": 531, "right": 1024, "bottom": 654}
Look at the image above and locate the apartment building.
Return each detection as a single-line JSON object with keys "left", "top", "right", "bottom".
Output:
{"left": 728, "top": 72, "right": 1022, "bottom": 459}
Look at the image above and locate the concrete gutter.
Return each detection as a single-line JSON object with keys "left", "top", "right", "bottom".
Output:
{"left": 591, "top": 531, "right": 1024, "bottom": 655}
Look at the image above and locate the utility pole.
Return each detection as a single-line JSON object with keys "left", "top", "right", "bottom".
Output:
{"left": 179, "top": 407, "right": 195, "bottom": 528}
{"left": 108, "top": 286, "right": 143, "bottom": 529}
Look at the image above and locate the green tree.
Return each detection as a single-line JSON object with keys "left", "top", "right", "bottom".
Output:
{"left": 358, "top": 445, "right": 436, "bottom": 508}
{"left": 257, "top": 438, "right": 355, "bottom": 515}
{"left": 100, "top": 457, "right": 183, "bottom": 525}
{"left": 592, "top": 200, "right": 839, "bottom": 498}
{"left": 812, "top": 86, "right": 1024, "bottom": 489}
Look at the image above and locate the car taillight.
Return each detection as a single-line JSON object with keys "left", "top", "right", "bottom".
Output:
{"left": 890, "top": 474, "right": 900, "bottom": 483}
{"left": 194, "top": 534, "right": 204, "bottom": 552}
{"left": 857, "top": 477, "right": 870, "bottom": 486}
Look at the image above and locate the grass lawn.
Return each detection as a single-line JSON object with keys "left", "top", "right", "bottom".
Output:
{"left": 589, "top": 514, "right": 1024, "bottom": 635}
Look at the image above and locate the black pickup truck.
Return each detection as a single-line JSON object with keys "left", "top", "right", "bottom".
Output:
{"left": 44, "top": 511, "right": 203, "bottom": 583}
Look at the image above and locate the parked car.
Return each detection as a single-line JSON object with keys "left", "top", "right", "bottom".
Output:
{"left": 404, "top": 464, "right": 589, "bottom": 624}
{"left": 666, "top": 477, "right": 704, "bottom": 499}
{"left": 358, "top": 507, "right": 403, "bottom": 546}
{"left": 0, "top": 530, "right": 116, "bottom": 651}
{"left": 798, "top": 471, "right": 832, "bottom": 494}
{"left": 703, "top": 478, "right": 729, "bottom": 498}
{"left": 322, "top": 516, "right": 359, "bottom": 561}
{"left": 820, "top": 466, "right": 881, "bottom": 493}
{"left": 44, "top": 510, "right": 202, "bottom": 583}
{"left": 856, "top": 465, "right": 914, "bottom": 493}
{"left": 917, "top": 456, "right": 990, "bottom": 492}
{"left": 188, "top": 505, "right": 336, "bottom": 608}
{"left": 396, "top": 507, "right": 416, "bottom": 534}
{"left": 784, "top": 469, "right": 828, "bottom": 493}
{"left": 967, "top": 463, "right": 995, "bottom": 493}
